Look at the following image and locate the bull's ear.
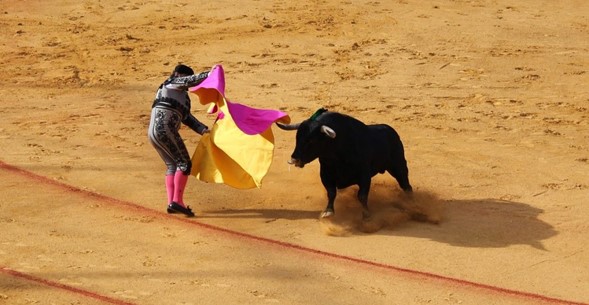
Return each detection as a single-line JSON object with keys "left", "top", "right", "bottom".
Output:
{"left": 320, "top": 125, "right": 336, "bottom": 138}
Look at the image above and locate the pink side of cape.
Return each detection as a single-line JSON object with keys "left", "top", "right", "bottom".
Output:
{"left": 189, "top": 65, "right": 290, "bottom": 135}
{"left": 190, "top": 64, "right": 226, "bottom": 96}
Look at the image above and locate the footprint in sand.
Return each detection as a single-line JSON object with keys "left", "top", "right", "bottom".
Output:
{"left": 37, "top": 254, "right": 53, "bottom": 262}
{"left": 114, "top": 290, "right": 139, "bottom": 299}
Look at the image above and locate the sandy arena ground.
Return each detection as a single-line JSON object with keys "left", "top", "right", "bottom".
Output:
{"left": 1, "top": 1, "right": 588, "bottom": 304}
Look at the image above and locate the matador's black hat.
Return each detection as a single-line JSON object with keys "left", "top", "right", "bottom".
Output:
{"left": 173, "top": 64, "right": 194, "bottom": 76}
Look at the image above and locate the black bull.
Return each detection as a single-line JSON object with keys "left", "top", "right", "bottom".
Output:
{"left": 277, "top": 109, "right": 413, "bottom": 219}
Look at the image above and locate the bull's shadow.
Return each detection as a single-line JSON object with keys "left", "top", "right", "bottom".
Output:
{"left": 343, "top": 190, "right": 557, "bottom": 250}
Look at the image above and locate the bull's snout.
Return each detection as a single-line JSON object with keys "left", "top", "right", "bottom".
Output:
{"left": 287, "top": 158, "right": 305, "bottom": 168}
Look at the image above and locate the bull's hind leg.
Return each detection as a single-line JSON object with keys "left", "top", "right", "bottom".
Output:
{"left": 388, "top": 162, "right": 413, "bottom": 193}
{"left": 358, "top": 192, "right": 371, "bottom": 219}
{"left": 358, "top": 180, "right": 371, "bottom": 219}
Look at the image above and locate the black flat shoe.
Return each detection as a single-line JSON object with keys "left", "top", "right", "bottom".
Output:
{"left": 168, "top": 202, "right": 195, "bottom": 217}
{"left": 167, "top": 204, "right": 178, "bottom": 214}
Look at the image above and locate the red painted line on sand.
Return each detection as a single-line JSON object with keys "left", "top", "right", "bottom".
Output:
{"left": 0, "top": 267, "right": 137, "bottom": 305}
{"left": 1, "top": 160, "right": 587, "bottom": 305}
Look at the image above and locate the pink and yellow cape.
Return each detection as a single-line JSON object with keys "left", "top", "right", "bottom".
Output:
{"left": 189, "top": 65, "right": 290, "bottom": 189}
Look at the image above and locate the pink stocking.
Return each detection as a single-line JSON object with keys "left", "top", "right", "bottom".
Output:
{"left": 173, "top": 171, "right": 189, "bottom": 207}
{"left": 165, "top": 174, "right": 174, "bottom": 204}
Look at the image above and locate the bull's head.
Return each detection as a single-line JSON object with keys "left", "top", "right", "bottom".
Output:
{"left": 276, "top": 109, "right": 336, "bottom": 168}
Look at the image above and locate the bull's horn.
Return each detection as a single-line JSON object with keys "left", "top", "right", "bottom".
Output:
{"left": 320, "top": 125, "right": 336, "bottom": 138}
{"left": 275, "top": 122, "right": 301, "bottom": 130}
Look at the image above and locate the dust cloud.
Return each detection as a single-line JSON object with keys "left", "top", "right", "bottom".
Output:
{"left": 320, "top": 183, "right": 444, "bottom": 236}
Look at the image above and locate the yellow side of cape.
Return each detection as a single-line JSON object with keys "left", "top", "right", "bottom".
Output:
{"left": 191, "top": 98, "right": 276, "bottom": 189}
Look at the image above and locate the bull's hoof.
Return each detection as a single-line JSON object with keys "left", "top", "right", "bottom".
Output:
{"left": 320, "top": 209, "right": 334, "bottom": 218}
{"left": 362, "top": 210, "right": 371, "bottom": 220}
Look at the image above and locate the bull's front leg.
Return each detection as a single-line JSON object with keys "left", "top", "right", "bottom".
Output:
{"left": 320, "top": 165, "right": 338, "bottom": 218}
{"left": 322, "top": 185, "right": 337, "bottom": 218}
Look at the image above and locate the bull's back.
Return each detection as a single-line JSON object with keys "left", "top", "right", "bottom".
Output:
{"left": 367, "top": 124, "right": 401, "bottom": 143}
{"left": 317, "top": 114, "right": 406, "bottom": 187}
{"left": 366, "top": 124, "right": 405, "bottom": 174}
